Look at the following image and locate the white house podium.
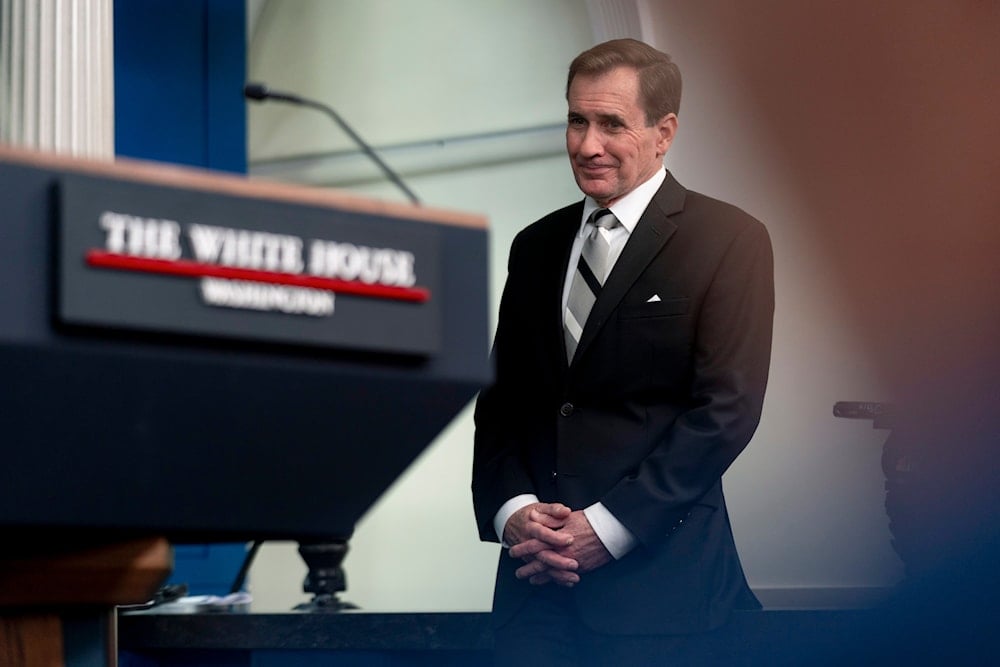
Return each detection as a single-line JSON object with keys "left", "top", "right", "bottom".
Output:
{"left": 0, "top": 146, "right": 491, "bottom": 665}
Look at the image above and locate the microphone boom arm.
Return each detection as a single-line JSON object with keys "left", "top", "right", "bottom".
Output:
{"left": 244, "top": 83, "right": 420, "bottom": 205}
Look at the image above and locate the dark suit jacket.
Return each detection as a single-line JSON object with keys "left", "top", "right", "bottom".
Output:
{"left": 472, "top": 171, "right": 774, "bottom": 635}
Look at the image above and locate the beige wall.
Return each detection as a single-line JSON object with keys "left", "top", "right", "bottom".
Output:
{"left": 245, "top": 0, "right": 997, "bottom": 611}
{"left": 246, "top": 0, "right": 593, "bottom": 612}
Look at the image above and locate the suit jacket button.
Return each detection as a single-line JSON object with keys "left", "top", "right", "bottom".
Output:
{"left": 551, "top": 470, "right": 558, "bottom": 479}
{"left": 559, "top": 402, "right": 574, "bottom": 417}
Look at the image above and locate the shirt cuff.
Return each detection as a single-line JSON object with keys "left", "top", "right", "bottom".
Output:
{"left": 583, "top": 502, "right": 638, "bottom": 560}
{"left": 493, "top": 494, "right": 539, "bottom": 547}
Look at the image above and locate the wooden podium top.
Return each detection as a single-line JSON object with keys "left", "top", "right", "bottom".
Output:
{"left": 0, "top": 144, "right": 487, "bottom": 229}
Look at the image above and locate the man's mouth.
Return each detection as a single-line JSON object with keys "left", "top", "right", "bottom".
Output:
{"left": 578, "top": 163, "right": 614, "bottom": 175}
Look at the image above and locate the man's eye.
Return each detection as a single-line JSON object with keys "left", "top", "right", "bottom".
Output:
{"left": 568, "top": 117, "right": 586, "bottom": 127}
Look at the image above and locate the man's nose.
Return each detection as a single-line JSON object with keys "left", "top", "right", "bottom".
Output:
{"left": 579, "top": 125, "right": 604, "bottom": 156}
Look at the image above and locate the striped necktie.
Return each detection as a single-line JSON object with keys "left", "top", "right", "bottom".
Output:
{"left": 564, "top": 208, "right": 619, "bottom": 362}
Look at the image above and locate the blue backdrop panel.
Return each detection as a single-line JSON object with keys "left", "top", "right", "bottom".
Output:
{"left": 113, "top": 0, "right": 248, "bottom": 593}
{"left": 114, "top": 0, "right": 246, "bottom": 174}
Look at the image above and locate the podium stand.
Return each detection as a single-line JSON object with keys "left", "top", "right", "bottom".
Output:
{"left": 0, "top": 146, "right": 490, "bottom": 664}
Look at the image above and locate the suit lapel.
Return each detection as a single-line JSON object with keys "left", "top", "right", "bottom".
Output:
{"left": 570, "top": 174, "right": 686, "bottom": 367}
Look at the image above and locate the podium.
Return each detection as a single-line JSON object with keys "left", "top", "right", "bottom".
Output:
{"left": 0, "top": 146, "right": 490, "bottom": 664}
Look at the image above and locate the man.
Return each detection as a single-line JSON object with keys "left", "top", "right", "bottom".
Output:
{"left": 472, "top": 39, "right": 774, "bottom": 665}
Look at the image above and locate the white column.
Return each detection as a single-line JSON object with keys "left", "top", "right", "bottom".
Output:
{"left": 1, "top": 0, "right": 114, "bottom": 158}
{"left": 585, "top": 0, "right": 644, "bottom": 42}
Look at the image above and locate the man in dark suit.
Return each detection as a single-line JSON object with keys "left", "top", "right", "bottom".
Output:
{"left": 472, "top": 39, "right": 774, "bottom": 665}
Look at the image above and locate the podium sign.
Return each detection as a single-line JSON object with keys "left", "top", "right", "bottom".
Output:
{"left": 58, "top": 173, "right": 441, "bottom": 356}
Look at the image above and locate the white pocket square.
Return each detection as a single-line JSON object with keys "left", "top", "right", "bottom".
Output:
{"left": 646, "top": 294, "right": 661, "bottom": 303}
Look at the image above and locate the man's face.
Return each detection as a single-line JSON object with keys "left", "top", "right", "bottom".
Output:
{"left": 566, "top": 66, "right": 677, "bottom": 207}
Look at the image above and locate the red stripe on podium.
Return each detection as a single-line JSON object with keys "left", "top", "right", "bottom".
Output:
{"left": 85, "top": 250, "right": 431, "bottom": 303}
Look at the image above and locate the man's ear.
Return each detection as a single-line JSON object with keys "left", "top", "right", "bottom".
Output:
{"left": 656, "top": 113, "right": 678, "bottom": 157}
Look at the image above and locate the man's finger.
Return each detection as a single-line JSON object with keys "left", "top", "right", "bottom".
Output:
{"left": 529, "top": 508, "right": 568, "bottom": 530}
{"left": 525, "top": 520, "right": 574, "bottom": 547}
{"left": 541, "top": 569, "right": 580, "bottom": 587}
{"left": 518, "top": 562, "right": 580, "bottom": 587}
{"left": 515, "top": 559, "right": 548, "bottom": 580}
{"left": 510, "top": 537, "right": 574, "bottom": 560}
{"left": 535, "top": 503, "right": 572, "bottom": 519}
{"left": 512, "top": 547, "right": 577, "bottom": 572}
{"left": 509, "top": 538, "right": 548, "bottom": 559}
{"left": 528, "top": 572, "right": 553, "bottom": 586}
{"left": 533, "top": 549, "right": 578, "bottom": 572}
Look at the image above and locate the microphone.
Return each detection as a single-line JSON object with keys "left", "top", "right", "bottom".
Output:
{"left": 244, "top": 82, "right": 420, "bottom": 205}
